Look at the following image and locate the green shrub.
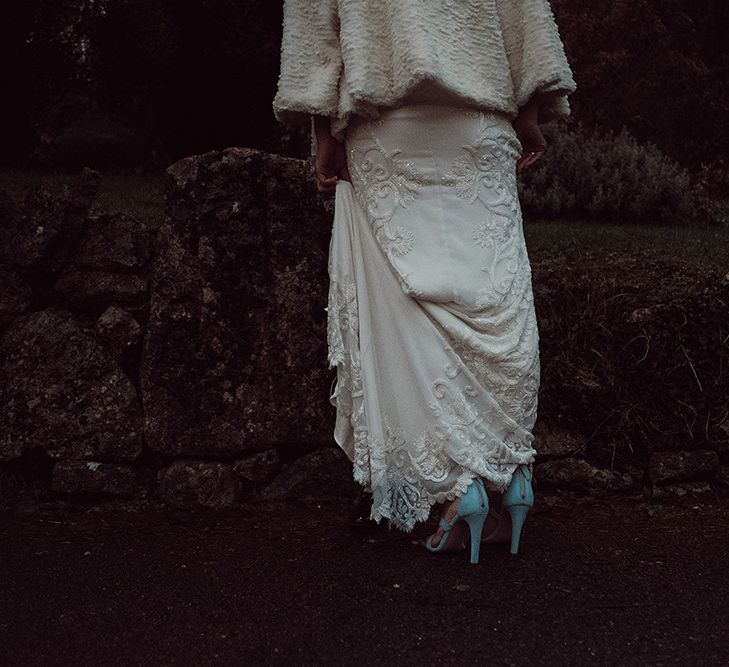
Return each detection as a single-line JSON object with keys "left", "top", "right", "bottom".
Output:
{"left": 518, "top": 122, "right": 701, "bottom": 224}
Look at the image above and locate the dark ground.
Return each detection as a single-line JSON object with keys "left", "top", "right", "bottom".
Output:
{"left": 2, "top": 494, "right": 729, "bottom": 666}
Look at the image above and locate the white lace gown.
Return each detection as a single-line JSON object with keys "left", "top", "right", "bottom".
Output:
{"left": 326, "top": 103, "right": 540, "bottom": 532}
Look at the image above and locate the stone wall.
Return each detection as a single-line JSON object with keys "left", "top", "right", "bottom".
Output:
{"left": 1, "top": 150, "right": 728, "bottom": 510}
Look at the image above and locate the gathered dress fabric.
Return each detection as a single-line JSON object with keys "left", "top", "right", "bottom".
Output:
{"left": 273, "top": 0, "right": 576, "bottom": 533}
{"left": 326, "top": 103, "right": 540, "bottom": 532}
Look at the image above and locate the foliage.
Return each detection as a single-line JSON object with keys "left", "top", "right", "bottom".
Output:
{"left": 531, "top": 250, "right": 729, "bottom": 460}
{"left": 94, "top": 0, "right": 284, "bottom": 160}
{"left": 0, "top": 0, "right": 727, "bottom": 171}
{"left": 518, "top": 122, "right": 704, "bottom": 224}
{"left": 0, "top": 0, "right": 285, "bottom": 166}
{"left": 551, "top": 0, "right": 729, "bottom": 167}
{"left": 0, "top": 0, "right": 107, "bottom": 162}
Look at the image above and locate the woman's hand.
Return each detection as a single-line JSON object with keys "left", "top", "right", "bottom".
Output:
{"left": 313, "top": 115, "right": 352, "bottom": 193}
{"left": 513, "top": 95, "right": 547, "bottom": 174}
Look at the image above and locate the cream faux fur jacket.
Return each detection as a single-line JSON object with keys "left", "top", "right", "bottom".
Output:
{"left": 273, "top": 0, "right": 576, "bottom": 144}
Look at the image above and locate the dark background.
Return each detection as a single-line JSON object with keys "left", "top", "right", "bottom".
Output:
{"left": 0, "top": 0, "right": 727, "bottom": 173}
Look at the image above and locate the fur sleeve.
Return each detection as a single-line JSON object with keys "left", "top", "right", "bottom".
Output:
{"left": 495, "top": 0, "right": 577, "bottom": 121}
{"left": 272, "top": 0, "right": 343, "bottom": 127}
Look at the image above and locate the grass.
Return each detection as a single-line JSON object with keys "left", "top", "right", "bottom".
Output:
{"left": 1, "top": 168, "right": 727, "bottom": 269}
{"left": 524, "top": 218, "right": 729, "bottom": 272}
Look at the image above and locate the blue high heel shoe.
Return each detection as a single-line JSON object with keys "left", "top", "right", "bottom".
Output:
{"left": 502, "top": 464, "right": 534, "bottom": 555}
{"left": 425, "top": 477, "right": 489, "bottom": 564}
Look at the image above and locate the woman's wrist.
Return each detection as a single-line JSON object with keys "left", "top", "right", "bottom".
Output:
{"left": 518, "top": 95, "right": 540, "bottom": 123}
{"left": 313, "top": 114, "right": 333, "bottom": 140}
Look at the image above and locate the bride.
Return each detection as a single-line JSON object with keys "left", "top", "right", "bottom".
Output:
{"left": 273, "top": 0, "right": 576, "bottom": 564}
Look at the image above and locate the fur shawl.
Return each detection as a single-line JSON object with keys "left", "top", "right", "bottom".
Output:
{"left": 273, "top": 0, "right": 576, "bottom": 143}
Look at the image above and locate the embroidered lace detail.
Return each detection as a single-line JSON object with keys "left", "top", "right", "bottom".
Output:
{"left": 340, "top": 353, "right": 537, "bottom": 532}
{"left": 327, "top": 107, "right": 539, "bottom": 532}
{"left": 473, "top": 217, "right": 511, "bottom": 249}
{"left": 327, "top": 278, "right": 478, "bottom": 531}
{"left": 441, "top": 113, "right": 530, "bottom": 310}
{"left": 443, "top": 114, "right": 520, "bottom": 207}
{"left": 325, "top": 275, "right": 358, "bottom": 369}
{"left": 351, "top": 416, "right": 526, "bottom": 532}
{"left": 383, "top": 225, "right": 415, "bottom": 256}
{"left": 348, "top": 129, "right": 427, "bottom": 262}
{"left": 327, "top": 280, "right": 538, "bottom": 532}
{"left": 429, "top": 359, "right": 536, "bottom": 472}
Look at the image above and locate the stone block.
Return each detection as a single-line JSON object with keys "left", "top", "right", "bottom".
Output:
{"left": 53, "top": 270, "right": 147, "bottom": 312}
{"left": 536, "top": 458, "right": 635, "bottom": 495}
{"left": 647, "top": 481, "right": 715, "bottom": 499}
{"left": 262, "top": 447, "right": 354, "bottom": 501}
{"left": 0, "top": 307, "right": 143, "bottom": 462}
{"left": 0, "top": 169, "right": 98, "bottom": 276}
{"left": 233, "top": 449, "right": 281, "bottom": 483}
{"left": 68, "top": 213, "right": 153, "bottom": 273}
{"left": 95, "top": 306, "right": 142, "bottom": 364}
{"left": 533, "top": 420, "right": 586, "bottom": 459}
{"left": 141, "top": 147, "right": 334, "bottom": 457}
{"left": 0, "top": 267, "right": 32, "bottom": 326}
{"left": 648, "top": 449, "right": 719, "bottom": 485}
{"left": 156, "top": 460, "right": 242, "bottom": 509}
{"left": 52, "top": 460, "right": 150, "bottom": 497}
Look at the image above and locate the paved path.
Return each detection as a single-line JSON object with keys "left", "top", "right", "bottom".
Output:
{"left": 2, "top": 495, "right": 728, "bottom": 665}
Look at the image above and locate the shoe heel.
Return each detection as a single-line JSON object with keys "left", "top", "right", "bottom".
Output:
{"left": 506, "top": 504, "right": 529, "bottom": 555}
{"left": 462, "top": 512, "right": 488, "bottom": 564}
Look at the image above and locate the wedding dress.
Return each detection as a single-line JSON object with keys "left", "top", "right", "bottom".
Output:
{"left": 326, "top": 103, "right": 540, "bottom": 532}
